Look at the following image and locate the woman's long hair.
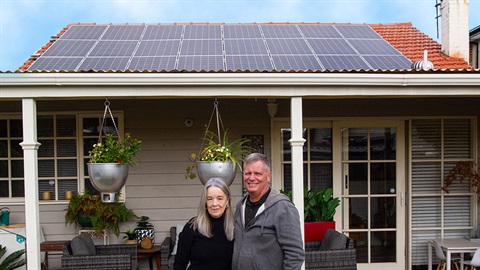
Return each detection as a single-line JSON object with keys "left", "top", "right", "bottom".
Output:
{"left": 192, "top": 177, "right": 234, "bottom": 241}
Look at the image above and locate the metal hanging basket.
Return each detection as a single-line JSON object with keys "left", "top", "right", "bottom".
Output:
{"left": 88, "top": 100, "right": 129, "bottom": 203}
{"left": 196, "top": 161, "right": 237, "bottom": 186}
{"left": 88, "top": 163, "right": 130, "bottom": 203}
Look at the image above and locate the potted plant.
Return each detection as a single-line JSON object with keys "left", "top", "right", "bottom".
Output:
{"left": 123, "top": 229, "right": 137, "bottom": 245}
{"left": 185, "top": 129, "right": 253, "bottom": 186}
{"left": 88, "top": 133, "right": 141, "bottom": 202}
{"left": 64, "top": 190, "right": 137, "bottom": 237}
{"left": 0, "top": 245, "right": 26, "bottom": 270}
{"left": 441, "top": 161, "right": 480, "bottom": 194}
{"left": 135, "top": 216, "right": 155, "bottom": 245}
{"left": 281, "top": 187, "right": 340, "bottom": 242}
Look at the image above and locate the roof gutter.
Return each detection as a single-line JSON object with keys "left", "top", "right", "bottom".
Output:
{"left": 1, "top": 72, "right": 479, "bottom": 99}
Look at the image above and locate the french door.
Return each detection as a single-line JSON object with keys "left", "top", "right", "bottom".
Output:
{"left": 333, "top": 120, "right": 406, "bottom": 270}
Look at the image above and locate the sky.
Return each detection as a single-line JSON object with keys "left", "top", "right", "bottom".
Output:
{"left": 1, "top": 0, "right": 479, "bottom": 71}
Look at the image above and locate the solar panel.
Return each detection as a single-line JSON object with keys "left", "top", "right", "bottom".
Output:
{"left": 224, "top": 39, "right": 268, "bottom": 55}
{"left": 272, "top": 55, "right": 322, "bottom": 70}
{"left": 177, "top": 55, "right": 224, "bottom": 71}
{"left": 226, "top": 55, "right": 273, "bottom": 71}
{"left": 42, "top": 40, "right": 96, "bottom": 57}
{"left": 128, "top": 56, "right": 177, "bottom": 70}
{"left": 224, "top": 25, "right": 262, "bottom": 39}
{"left": 183, "top": 25, "right": 221, "bottom": 39}
{"left": 136, "top": 40, "right": 180, "bottom": 56}
{"left": 102, "top": 25, "right": 145, "bottom": 40}
{"left": 27, "top": 23, "right": 412, "bottom": 71}
{"left": 266, "top": 39, "right": 312, "bottom": 55}
{"left": 61, "top": 25, "right": 108, "bottom": 40}
{"left": 261, "top": 25, "right": 302, "bottom": 39}
{"left": 78, "top": 57, "right": 130, "bottom": 70}
{"left": 143, "top": 25, "right": 183, "bottom": 40}
{"left": 297, "top": 25, "right": 342, "bottom": 39}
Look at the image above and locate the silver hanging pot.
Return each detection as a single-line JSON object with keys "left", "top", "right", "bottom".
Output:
{"left": 196, "top": 161, "right": 237, "bottom": 186}
{"left": 87, "top": 163, "right": 129, "bottom": 203}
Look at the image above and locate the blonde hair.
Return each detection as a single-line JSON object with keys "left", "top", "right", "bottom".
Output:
{"left": 192, "top": 178, "right": 234, "bottom": 241}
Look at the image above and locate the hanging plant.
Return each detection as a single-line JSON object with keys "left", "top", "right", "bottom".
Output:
{"left": 89, "top": 133, "right": 141, "bottom": 165}
{"left": 185, "top": 100, "right": 253, "bottom": 182}
{"left": 441, "top": 161, "right": 480, "bottom": 194}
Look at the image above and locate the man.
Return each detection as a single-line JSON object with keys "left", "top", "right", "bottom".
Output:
{"left": 232, "top": 153, "right": 304, "bottom": 270}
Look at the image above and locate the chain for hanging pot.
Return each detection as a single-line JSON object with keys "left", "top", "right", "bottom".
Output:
{"left": 98, "top": 99, "right": 121, "bottom": 143}
{"left": 199, "top": 98, "right": 225, "bottom": 153}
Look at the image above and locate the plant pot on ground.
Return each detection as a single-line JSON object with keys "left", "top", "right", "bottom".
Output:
{"left": 64, "top": 190, "right": 137, "bottom": 237}
{"left": 281, "top": 187, "right": 340, "bottom": 242}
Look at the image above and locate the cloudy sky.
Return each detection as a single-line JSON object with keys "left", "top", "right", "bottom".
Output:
{"left": 1, "top": 0, "right": 479, "bottom": 71}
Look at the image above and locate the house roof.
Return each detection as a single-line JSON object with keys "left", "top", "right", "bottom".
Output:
{"left": 18, "top": 22, "right": 472, "bottom": 72}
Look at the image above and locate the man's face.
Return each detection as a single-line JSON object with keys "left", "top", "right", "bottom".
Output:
{"left": 243, "top": 160, "right": 271, "bottom": 201}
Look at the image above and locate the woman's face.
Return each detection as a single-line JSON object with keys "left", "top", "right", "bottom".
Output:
{"left": 206, "top": 186, "right": 229, "bottom": 218}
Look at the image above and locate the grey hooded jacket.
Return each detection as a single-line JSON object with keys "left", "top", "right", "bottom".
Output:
{"left": 232, "top": 189, "right": 305, "bottom": 270}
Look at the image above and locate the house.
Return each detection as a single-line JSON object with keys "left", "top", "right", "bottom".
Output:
{"left": 1, "top": 0, "right": 479, "bottom": 269}
{"left": 470, "top": 25, "right": 480, "bottom": 68}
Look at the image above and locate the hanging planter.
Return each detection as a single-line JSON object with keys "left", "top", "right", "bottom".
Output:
{"left": 185, "top": 99, "right": 253, "bottom": 186}
{"left": 197, "top": 161, "right": 237, "bottom": 186}
{"left": 88, "top": 100, "right": 141, "bottom": 202}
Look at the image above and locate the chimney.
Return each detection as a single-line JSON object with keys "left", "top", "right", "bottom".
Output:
{"left": 441, "top": 0, "right": 469, "bottom": 61}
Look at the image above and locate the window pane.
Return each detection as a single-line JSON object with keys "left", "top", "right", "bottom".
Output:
{"left": 444, "top": 196, "right": 471, "bottom": 227}
{"left": 310, "top": 128, "right": 332, "bottom": 160}
{"left": 444, "top": 119, "right": 471, "bottom": 159}
{"left": 57, "top": 139, "right": 76, "bottom": 157}
{"left": 346, "top": 163, "right": 367, "bottom": 194}
{"left": 283, "top": 163, "right": 292, "bottom": 191}
{"left": 310, "top": 163, "right": 332, "bottom": 190}
{"left": 371, "top": 162, "right": 396, "bottom": 194}
{"left": 11, "top": 160, "right": 24, "bottom": 177}
{"left": 349, "top": 197, "right": 368, "bottom": 229}
{"left": 371, "top": 197, "right": 396, "bottom": 228}
{"left": 58, "top": 159, "right": 77, "bottom": 177}
{"left": 58, "top": 180, "right": 78, "bottom": 200}
{"left": 39, "top": 180, "right": 56, "bottom": 200}
{"left": 0, "top": 181, "right": 8, "bottom": 197}
{"left": 411, "top": 162, "right": 441, "bottom": 194}
{"left": 371, "top": 231, "right": 396, "bottom": 262}
{"left": 411, "top": 119, "right": 441, "bottom": 159}
{"left": 38, "top": 140, "right": 54, "bottom": 157}
{"left": 282, "top": 128, "right": 291, "bottom": 161}
{"left": 83, "top": 118, "right": 100, "bottom": 136}
{"left": 370, "top": 128, "right": 396, "bottom": 160}
{"left": 11, "top": 180, "right": 24, "bottom": 197}
{"left": 83, "top": 138, "right": 97, "bottom": 157}
{"left": 344, "top": 128, "right": 368, "bottom": 160}
{"left": 0, "top": 161, "right": 7, "bottom": 177}
{"left": 0, "top": 140, "right": 6, "bottom": 157}
{"left": 37, "top": 115, "right": 54, "bottom": 137}
{"left": 10, "top": 120, "right": 22, "bottom": 137}
{"left": 0, "top": 120, "right": 6, "bottom": 137}
{"left": 38, "top": 160, "right": 55, "bottom": 177}
{"left": 10, "top": 140, "right": 23, "bottom": 157}
{"left": 57, "top": 115, "right": 76, "bottom": 137}
{"left": 411, "top": 196, "right": 441, "bottom": 227}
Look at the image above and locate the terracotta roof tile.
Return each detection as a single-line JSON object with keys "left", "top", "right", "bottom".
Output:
{"left": 370, "top": 23, "right": 472, "bottom": 69}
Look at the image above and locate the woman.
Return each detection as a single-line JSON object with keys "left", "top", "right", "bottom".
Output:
{"left": 174, "top": 178, "right": 234, "bottom": 270}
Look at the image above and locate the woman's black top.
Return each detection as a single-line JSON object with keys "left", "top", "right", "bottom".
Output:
{"left": 173, "top": 214, "right": 233, "bottom": 270}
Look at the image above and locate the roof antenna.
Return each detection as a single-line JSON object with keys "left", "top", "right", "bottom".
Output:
{"left": 411, "top": 50, "right": 434, "bottom": 71}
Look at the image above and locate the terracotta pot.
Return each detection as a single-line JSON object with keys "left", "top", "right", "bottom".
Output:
{"left": 304, "top": 221, "right": 335, "bottom": 242}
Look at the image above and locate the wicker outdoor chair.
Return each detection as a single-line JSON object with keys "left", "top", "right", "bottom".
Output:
{"left": 304, "top": 229, "right": 357, "bottom": 270}
{"left": 61, "top": 234, "right": 138, "bottom": 270}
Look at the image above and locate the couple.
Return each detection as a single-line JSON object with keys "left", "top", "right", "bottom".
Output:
{"left": 174, "top": 153, "right": 305, "bottom": 270}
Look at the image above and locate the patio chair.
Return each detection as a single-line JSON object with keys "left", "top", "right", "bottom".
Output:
{"left": 432, "top": 240, "right": 460, "bottom": 270}
{"left": 61, "top": 233, "right": 138, "bottom": 270}
{"left": 462, "top": 247, "right": 480, "bottom": 270}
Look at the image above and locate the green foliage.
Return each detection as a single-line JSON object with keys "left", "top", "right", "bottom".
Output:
{"left": 0, "top": 245, "right": 26, "bottom": 270}
{"left": 123, "top": 229, "right": 136, "bottom": 240}
{"left": 64, "top": 190, "right": 137, "bottom": 237}
{"left": 136, "top": 216, "right": 153, "bottom": 229}
{"left": 89, "top": 133, "right": 141, "bottom": 165}
{"left": 185, "top": 129, "right": 253, "bottom": 180}
{"left": 281, "top": 187, "right": 340, "bottom": 222}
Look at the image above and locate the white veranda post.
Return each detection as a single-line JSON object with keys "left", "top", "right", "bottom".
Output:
{"left": 289, "top": 97, "right": 306, "bottom": 269}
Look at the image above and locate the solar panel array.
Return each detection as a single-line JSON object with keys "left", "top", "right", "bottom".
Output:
{"left": 28, "top": 24, "right": 412, "bottom": 71}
